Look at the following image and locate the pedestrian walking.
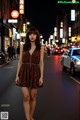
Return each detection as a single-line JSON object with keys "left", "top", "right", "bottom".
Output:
{"left": 16, "top": 45, "right": 20, "bottom": 58}
{"left": 15, "top": 27, "right": 44, "bottom": 120}
{"left": 12, "top": 46, "right": 16, "bottom": 59}
{"left": 47, "top": 46, "right": 50, "bottom": 57}
{"left": 7, "top": 45, "right": 12, "bottom": 60}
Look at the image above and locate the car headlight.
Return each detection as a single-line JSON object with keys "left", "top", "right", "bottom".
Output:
{"left": 75, "top": 61, "right": 80, "bottom": 65}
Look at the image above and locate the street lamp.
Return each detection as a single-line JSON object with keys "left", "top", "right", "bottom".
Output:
{"left": 27, "top": 21, "right": 30, "bottom": 25}
{"left": 40, "top": 35, "right": 43, "bottom": 39}
{"left": 26, "top": 21, "right": 30, "bottom": 30}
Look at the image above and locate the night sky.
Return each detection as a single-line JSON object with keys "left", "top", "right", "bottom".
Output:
{"left": 25, "top": 0, "right": 74, "bottom": 40}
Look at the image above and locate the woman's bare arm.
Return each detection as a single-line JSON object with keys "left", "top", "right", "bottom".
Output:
{"left": 40, "top": 46, "right": 44, "bottom": 79}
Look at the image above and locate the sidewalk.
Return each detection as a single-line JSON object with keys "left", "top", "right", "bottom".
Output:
{"left": 0, "top": 57, "right": 19, "bottom": 68}
{"left": 0, "top": 60, "right": 11, "bottom": 68}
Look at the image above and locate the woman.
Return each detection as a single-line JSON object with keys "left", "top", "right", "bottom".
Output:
{"left": 15, "top": 27, "right": 44, "bottom": 120}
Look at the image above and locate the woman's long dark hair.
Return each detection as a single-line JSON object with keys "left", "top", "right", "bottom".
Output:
{"left": 23, "top": 27, "right": 41, "bottom": 51}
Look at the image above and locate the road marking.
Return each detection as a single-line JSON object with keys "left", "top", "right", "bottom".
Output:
{"left": 1, "top": 104, "right": 10, "bottom": 107}
{"left": 3, "top": 66, "right": 13, "bottom": 69}
{"left": 70, "top": 76, "right": 80, "bottom": 85}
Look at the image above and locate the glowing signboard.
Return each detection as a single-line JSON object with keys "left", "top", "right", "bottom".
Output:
{"left": 19, "top": 0, "right": 24, "bottom": 14}
{"left": 11, "top": 10, "right": 19, "bottom": 18}
{"left": 57, "top": 0, "right": 80, "bottom": 4}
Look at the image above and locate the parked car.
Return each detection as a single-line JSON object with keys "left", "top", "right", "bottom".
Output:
{"left": 60, "top": 47, "right": 80, "bottom": 75}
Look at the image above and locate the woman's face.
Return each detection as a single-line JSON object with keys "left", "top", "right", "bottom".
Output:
{"left": 29, "top": 32, "right": 37, "bottom": 42}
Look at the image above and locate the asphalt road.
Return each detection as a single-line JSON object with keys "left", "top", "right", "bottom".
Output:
{"left": 0, "top": 53, "right": 80, "bottom": 120}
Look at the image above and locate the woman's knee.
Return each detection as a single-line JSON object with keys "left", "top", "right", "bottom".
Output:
{"left": 23, "top": 94, "right": 30, "bottom": 102}
{"left": 30, "top": 94, "right": 37, "bottom": 101}
{"left": 21, "top": 87, "right": 30, "bottom": 102}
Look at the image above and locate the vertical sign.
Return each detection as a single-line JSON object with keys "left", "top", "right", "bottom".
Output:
{"left": 19, "top": 0, "right": 24, "bottom": 14}
{"left": 71, "top": 9, "right": 75, "bottom": 21}
{"left": 54, "top": 27, "right": 57, "bottom": 37}
{"left": 60, "top": 29, "right": 63, "bottom": 38}
{"left": 68, "top": 27, "right": 71, "bottom": 37}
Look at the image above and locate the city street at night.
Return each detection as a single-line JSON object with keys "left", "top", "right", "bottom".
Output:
{"left": 0, "top": 53, "right": 80, "bottom": 120}
{"left": 1, "top": 0, "right": 80, "bottom": 120}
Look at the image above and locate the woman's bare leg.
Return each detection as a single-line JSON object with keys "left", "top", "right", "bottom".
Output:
{"left": 30, "top": 89, "right": 38, "bottom": 120}
{"left": 21, "top": 87, "right": 30, "bottom": 120}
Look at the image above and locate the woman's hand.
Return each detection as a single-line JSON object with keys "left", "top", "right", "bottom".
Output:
{"left": 15, "top": 76, "right": 19, "bottom": 85}
{"left": 39, "top": 77, "right": 43, "bottom": 86}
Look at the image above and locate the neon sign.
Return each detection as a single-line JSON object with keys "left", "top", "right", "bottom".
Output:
{"left": 19, "top": 0, "right": 24, "bottom": 14}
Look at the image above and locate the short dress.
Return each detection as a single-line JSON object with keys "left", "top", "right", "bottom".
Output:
{"left": 17, "top": 48, "right": 42, "bottom": 88}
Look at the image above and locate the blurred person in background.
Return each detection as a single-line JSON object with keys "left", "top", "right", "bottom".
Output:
{"left": 16, "top": 45, "right": 20, "bottom": 58}
{"left": 7, "top": 45, "right": 12, "bottom": 60}
{"left": 47, "top": 46, "right": 50, "bottom": 57}
{"left": 12, "top": 46, "right": 16, "bottom": 59}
